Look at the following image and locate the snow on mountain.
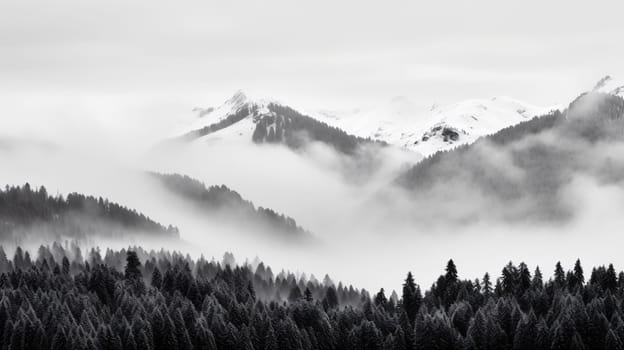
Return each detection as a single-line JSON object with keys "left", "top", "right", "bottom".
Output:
{"left": 311, "top": 96, "right": 420, "bottom": 143}
{"left": 177, "top": 90, "right": 277, "bottom": 145}
{"left": 179, "top": 91, "right": 559, "bottom": 157}
{"left": 591, "top": 75, "right": 624, "bottom": 98}
{"left": 175, "top": 90, "right": 380, "bottom": 159}
{"left": 180, "top": 75, "right": 624, "bottom": 157}
{"left": 313, "top": 96, "right": 560, "bottom": 157}
{"left": 395, "top": 97, "right": 561, "bottom": 156}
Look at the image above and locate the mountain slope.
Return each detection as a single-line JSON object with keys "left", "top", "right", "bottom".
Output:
{"left": 0, "top": 184, "right": 179, "bottom": 243}
{"left": 151, "top": 173, "right": 313, "bottom": 243}
{"left": 177, "top": 91, "right": 381, "bottom": 155}
{"left": 395, "top": 91, "right": 624, "bottom": 223}
{"left": 592, "top": 75, "right": 624, "bottom": 97}
{"left": 314, "top": 95, "right": 560, "bottom": 157}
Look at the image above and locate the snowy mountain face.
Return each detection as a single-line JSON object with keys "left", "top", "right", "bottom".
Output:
{"left": 591, "top": 75, "right": 624, "bottom": 98}
{"left": 177, "top": 91, "right": 378, "bottom": 155}
{"left": 313, "top": 96, "right": 561, "bottom": 157}
{"left": 178, "top": 90, "right": 274, "bottom": 144}
{"left": 179, "top": 91, "right": 559, "bottom": 158}
{"left": 179, "top": 76, "right": 621, "bottom": 158}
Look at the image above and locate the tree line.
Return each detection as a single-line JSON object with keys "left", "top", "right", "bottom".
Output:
{"left": 0, "top": 184, "right": 178, "bottom": 243}
{"left": 152, "top": 173, "right": 311, "bottom": 241}
{"left": 1, "top": 243, "right": 624, "bottom": 349}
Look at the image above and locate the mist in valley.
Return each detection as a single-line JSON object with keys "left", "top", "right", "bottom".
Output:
{"left": 2, "top": 92, "right": 624, "bottom": 295}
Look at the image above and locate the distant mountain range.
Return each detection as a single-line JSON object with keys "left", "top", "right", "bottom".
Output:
{"left": 396, "top": 90, "right": 624, "bottom": 223}
{"left": 180, "top": 76, "right": 622, "bottom": 158}
{"left": 313, "top": 96, "right": 560, "bottom": 157}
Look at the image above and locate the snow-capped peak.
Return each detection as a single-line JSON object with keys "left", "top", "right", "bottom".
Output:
{"left": 312, "top": 94, "right": 560, "bottom": 157}
{"left": 182, "top": 90, "right": 279, "bottom": 135}
{"left": 591, "top": 75, "right": 624, "bottom": 98}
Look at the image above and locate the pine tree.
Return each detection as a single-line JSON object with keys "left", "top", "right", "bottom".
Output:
{"left": 125, "top": 251, "right": 142, "bottom": 280}
{"left": 532, "top": 266, "right": 543, "bottom": 290}
{"left": 62, "top": 256, "right": 70, "bottom": 275}
{"left": 445, "top": 259, "right": 458, "bottom": 284}
{"left": 512, "top": 312, "right": 538, "bottom": 350}
{"left": 288, "top": 286, "right": 302, "bottom": 303}
{"left": 151, "top": 267, "right": 163, "bottom": 289}
{"left": 501, "top": 262, "right": 518, "bottom": 295}
{"left": 374, "top": 288, "right": 387, "bottom": 308}
{"left": 304, "top": 287, "right": 313, "bottom": 302}
{"left": 517, "top": 262, "right": 531, "bottom": 295}
{"left": 482, "top": 273, "right": 493, "bottom": 297}
{"left": 606, "top": 329, "right": 624, "bottom": 350}
{"left": 402, "top": 272, "right": 421, "bottom": 324}
{"left": 125, "top": 250, "right": 145, "bottom": 294}
{"left": 51, "top": 327, "right": 68, "bottom": 350}
{"left": 605, "top": 264, "right": 618, "bottom": 292}
{"left": 322, "top": 286, "right": 339, "bottom": 309}
{"left": 554, "top": 262, "right": 566, "bottom": 287}
{"left": 573, "top": 259, "right": 584, "bottom": 287}
{"left": 264, "top": 323, "right": 279, "bottom": 350}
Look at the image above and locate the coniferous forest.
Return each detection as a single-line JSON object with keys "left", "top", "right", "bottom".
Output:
{"left": 151, "top": 173, "right": 310, "bottom": 242}
{"left": 0, "top": 243, "right": 623, "bottom": 350}
{"left": 0, "top": 184, "right": 179, "bottom": 243}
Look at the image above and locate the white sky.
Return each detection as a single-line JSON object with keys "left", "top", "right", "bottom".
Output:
{"left": 2, "top": 1, "right": 623, "bottom": 110}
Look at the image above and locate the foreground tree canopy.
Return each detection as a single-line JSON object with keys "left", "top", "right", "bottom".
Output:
{"left": 0, "top": 245, "right": 623, "bottom": 349}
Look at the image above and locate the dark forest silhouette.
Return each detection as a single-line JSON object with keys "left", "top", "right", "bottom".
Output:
{"left": 0, "top": 244, "right": 623, "bottom": 349}
{"left": 152, "top": 173, "right": 311, "bottom": 242}
{"left": 0, "top": 184, "right": 178, "bottom": 242}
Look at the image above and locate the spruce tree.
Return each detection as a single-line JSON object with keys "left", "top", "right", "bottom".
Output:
{"left": 606, "top": 329, "right": 624, "bottom": 350}
{"left": 304, "top": 287, "right": 313, "bottom": 302}
{"left": 532, "top": 266, "right": 543, "bottom": 290}
{"left": 402, "top": 272, "right": 421, "bottom": 324}
{"left": 288, "top": 286, "right": 302, "bottom": 303}
{"left": 151, "top": 267, "right": 163, "bottom": 289}
{"left": 445, "top": 259, "right": 458, "bottom": 284}
{"left": 374, "top": 288, "right": 387, "bottom": 308}
{"left": 554, "top": 262, "right": 566, "bottom": 287}
{"left": 482, "top": 273, "right": 493, "bottom": 297}
{"left": 574, "top": 259, "right": 585, "bottom": 287}
{"left": 517, "top": 262, "right": 531, "bottom": 295}
{"left": 322, "top": 287, "right": 339, "bottom": 309}
{"left": 125, "top": 251, "right": 142, "bottom": 280}
{"left": 605, "top": 264, "right": 618, "bottom": 292}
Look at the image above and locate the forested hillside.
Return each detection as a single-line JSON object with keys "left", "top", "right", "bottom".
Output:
{"left": 397, "top": 93, "right": 624, "bottom": 222}
{"left": 1, "top": 244, "right": 624, "bottom": 349}
{"left": 252, "top": 103, "right": 383, "bottom": 155}
{"left": 175, "top": 95, "right": 382, "bottom": 156}
{"left": 152, "top": 173, "right": 311, "bottom": 242}
{"left": 0, "top": 184, "right": 178, "bottom": 243}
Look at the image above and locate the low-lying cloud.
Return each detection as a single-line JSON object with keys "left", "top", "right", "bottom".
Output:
{"left": 3, "top": 93, "right": 624, "bottom": 292}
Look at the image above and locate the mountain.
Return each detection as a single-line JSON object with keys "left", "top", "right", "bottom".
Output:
{"left": 151, "top": 173, "right": 313, "bottom": 243}
{"left": 592, "top": 75, "right": 624, "bottom": 97}
{"left": 0, "top": 183, "right": 179, "bottom": 243}
{"left": 176, "top": 76, "right": 619, "bottom": 159}
{"left": 314, "top": 95, "right": 561, "bottom": 157}
{"left": 176, "top": 91, "right": 381, "bottom": 156}
{"left": 396, "top": 91, "right": 624, "bottom": 223}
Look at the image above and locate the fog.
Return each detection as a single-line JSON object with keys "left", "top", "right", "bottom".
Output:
{"left": 3, "top": 93, "right": 624, "bottom": 294}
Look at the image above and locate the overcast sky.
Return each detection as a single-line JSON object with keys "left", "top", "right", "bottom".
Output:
{"left": 1, "top": 0, "right": 624, "bottom": 139}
